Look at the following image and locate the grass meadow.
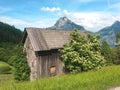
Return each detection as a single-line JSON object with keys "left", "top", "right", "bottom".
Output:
{"left": 0, "top": 61, "right": 13, "bottom": 74}
{"left": 0, "top": 65, "right": 120, "bottom": 90}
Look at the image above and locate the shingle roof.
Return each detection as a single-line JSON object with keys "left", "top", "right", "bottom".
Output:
{"left": 22, "top": 28, "right": 86, "bottom": 51}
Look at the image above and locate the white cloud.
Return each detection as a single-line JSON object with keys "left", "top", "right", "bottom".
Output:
{"left": 1, "top": 6, "right": 120, "bottom": 32}
{"left": 62, "top": 10, "right": 120, "bottom": 32}
{"left": 63, "top": 10, "right": 70, "bottom": 15}
{"left": 0, "top": 16, "right": 30, "bottom": 25}
{"left": 41, "top": 7, "right": 61, "bottom": 12}
{"left": 0, "top": 16, "right": 54, "bottom": 31}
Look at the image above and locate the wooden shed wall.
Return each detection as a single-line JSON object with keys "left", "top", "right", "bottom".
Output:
{"left": 24, "top": 36, "right": 64, "bottom": 81}
{"left": 36, "top": 50, "right": 64, "bottom": 78}
{"left": 24, "top": 36, "right": 38, "bottom": 81}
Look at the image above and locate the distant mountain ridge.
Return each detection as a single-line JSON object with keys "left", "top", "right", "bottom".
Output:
{"left": 1, "top": 16, "right": 120, "bottom": 46}
{"left": 0, "top": 21, "right": 23, "bottom": 43}
{"left": 96, "top": 21, "right": 120, "bottom": 46}
{"left": 49, "top": 17, "right": 85, "bottom": 30}
{"left": 49, "top": 16, "right": 120, "bottom": 47}
{"left": 49, "top": 17, "right": 120, "bottom": 47}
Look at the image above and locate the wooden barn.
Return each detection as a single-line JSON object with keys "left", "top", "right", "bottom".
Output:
{"left": 22, "top": 28, "right": 85, "bottom": 81}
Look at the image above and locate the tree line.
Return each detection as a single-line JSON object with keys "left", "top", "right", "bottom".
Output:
{"left": 0, "top": 22, "right": 22, "bottom": 43}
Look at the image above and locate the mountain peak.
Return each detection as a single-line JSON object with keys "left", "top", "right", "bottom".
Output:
{"left": 58, "top": 17, "right": 71, "bottom": 23}
{"left": 111, "top": 21, "right": 120, "bottom": 28}
{"left": 49, "top": 17, "right": 85, "bottom": 30}
{"left": 97, "top": 20, "right": 120, "bottom": 46}
{"left": 60, "top": 17, "right": 68, "bottom": 21}
{"left": 114, "top": 20, "right": 120, "bottom": 24}
{"left": 54, "top": 17, "right": 71, "bottom": 27}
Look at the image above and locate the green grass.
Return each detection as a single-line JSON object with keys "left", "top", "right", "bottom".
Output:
{"left": 0, "top": 61, "right": 13, "bottom": 74}
{"left": 0, "top": 61, "right": 10, "bottom": 67}
{"left": 1, "top": 65, "right": 120, "bottom": 90}
{"left": 0, "top": 74, "right": 13, "bottom": 83}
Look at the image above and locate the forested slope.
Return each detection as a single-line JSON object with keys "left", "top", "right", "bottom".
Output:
{"left": 0, "top": 22, "right": 22, "bottom": 43}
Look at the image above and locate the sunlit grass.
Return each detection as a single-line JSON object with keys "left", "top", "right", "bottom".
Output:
{"left": 0, "top": 61, "right": 13, "bottom": 74}
{"left": 0, "top": 61, "right": 10, "bottom": 67}
{"left": 0, "top": 65, "right": 120, "bottom": 90}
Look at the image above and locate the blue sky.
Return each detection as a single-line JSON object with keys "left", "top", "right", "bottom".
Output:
{"left": 0, "top": 0, "right": 120, "bottom": 32}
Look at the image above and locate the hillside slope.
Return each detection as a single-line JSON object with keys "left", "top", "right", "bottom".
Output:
{"left": 0, "top": 22, "right": 22, "bottom": 43}
{"left": 0, "top": 65, "right": 120, "bottom": 90}
{"left": 0, "top": 21, "right": 23, "bottom": 65}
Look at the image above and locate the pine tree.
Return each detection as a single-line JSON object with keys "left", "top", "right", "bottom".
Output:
{"left": 101, "top": 41, "right": 113, "bottom": 64}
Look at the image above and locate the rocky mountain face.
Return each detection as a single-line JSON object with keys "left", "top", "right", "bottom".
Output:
{"left": 48, "top": 16, "right": 120, "bottom": 47}
{"left": 97, "top": 21, "right": 120, "bottom": 47}
{"left": 49, "top": 17, "right": 85, "bottom": 30}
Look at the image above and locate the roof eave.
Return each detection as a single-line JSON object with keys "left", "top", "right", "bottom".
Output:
{"left": 21, "top": 28, "right": 27, "bottom": 44}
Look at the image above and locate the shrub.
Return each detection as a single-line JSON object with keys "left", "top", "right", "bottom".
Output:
{"left": 60, "top": 29, "right": 106, "bottom": 73}
{"left": 112, "top": 46, "right": 120, "bottom": 64}
{"left": 101, "top": 41, "right": 114, "bottom": 64}
{"left": 14, "top": 46, "right": 30, "bottom": 81}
